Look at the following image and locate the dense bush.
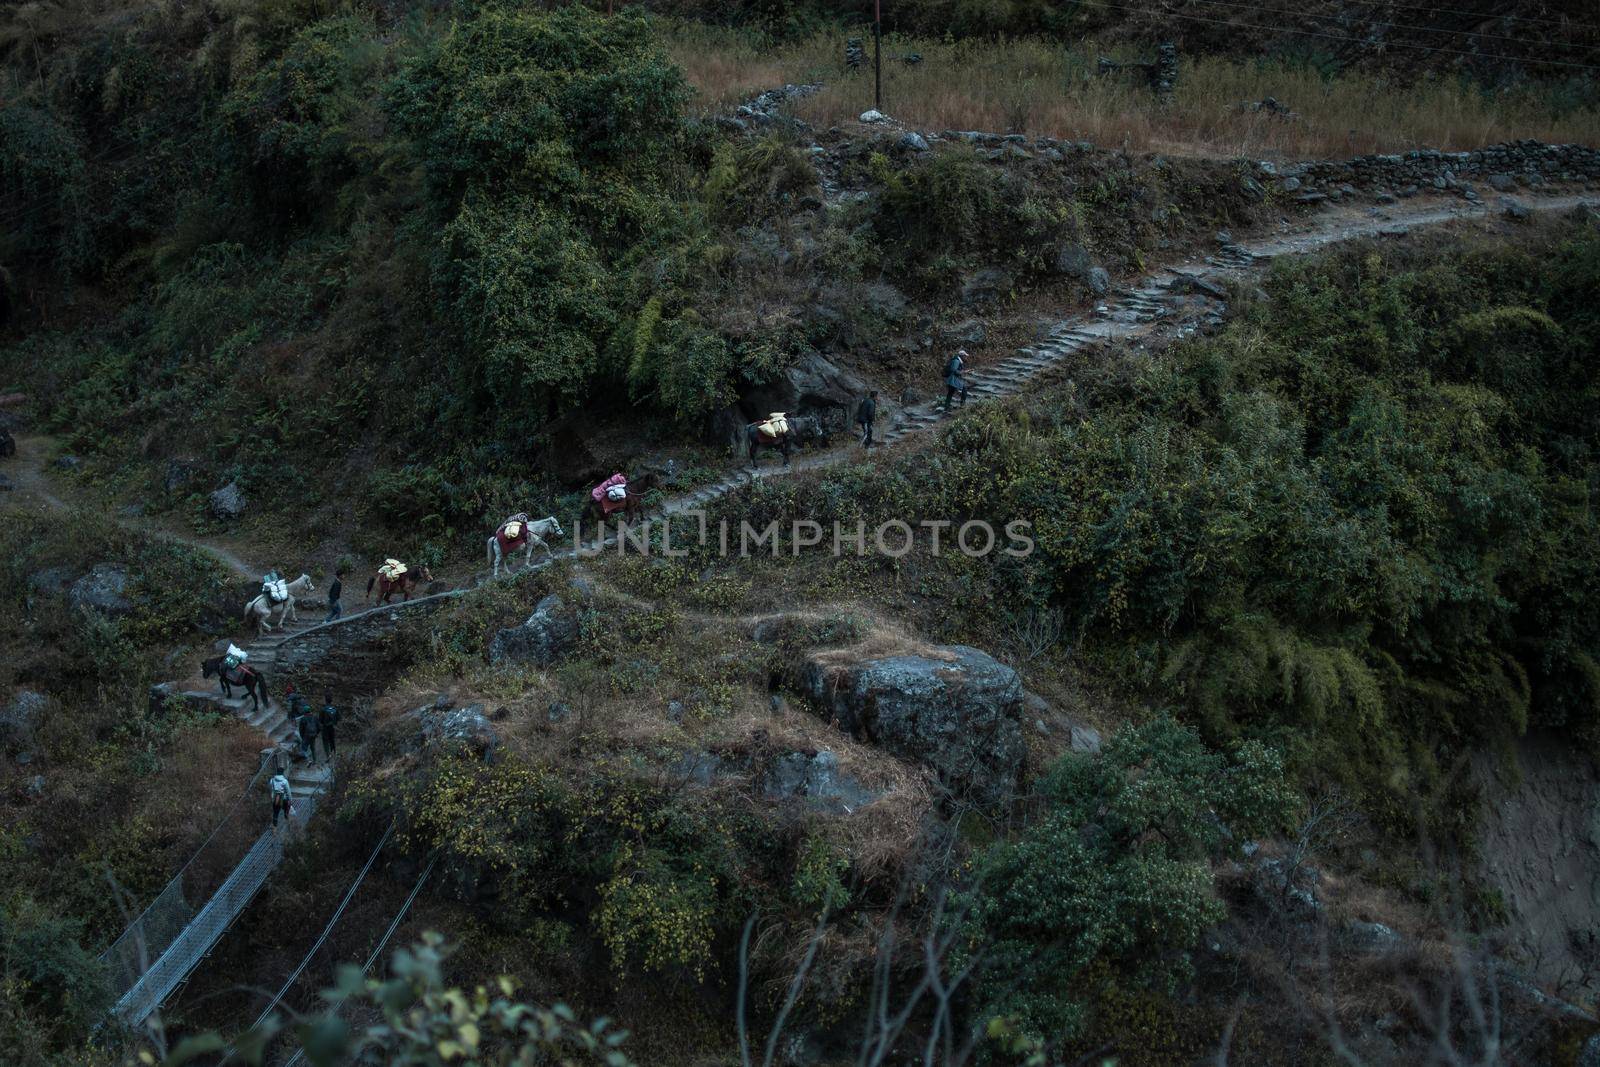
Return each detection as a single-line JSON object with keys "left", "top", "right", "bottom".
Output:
{"left": 364, "top": 751, "right": 777, "bottom": 980}
{"left": 0, "top": 902, "right": 109, "bottom": 1052}
{"left": 958, "top": 718, "right": 1294, "bottom": 1049}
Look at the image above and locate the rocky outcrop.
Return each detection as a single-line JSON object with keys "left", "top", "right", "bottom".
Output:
{"left": 209, "top": 481, "right": 247, "bottom": 521}
{"left": 488, "top": 595, "right": 580, "bottom": 667}
{"left": 69, "top": 564, "right": 133, "bottom": 616}
{"left": 764, "top": 749, "right": 882, "bottom": 813}
{"left": 959, "top": 268, "right": 1013, "bottom": 307}
{"left": 1474, "top": 731, "right": 1600, "bottom": 998}
{"left": 274, "top": 593, "right": 459, "bottom": 692}
{"left": 1, "top": 689, "right": 46, "bottom": 750}
{"left": 801, "top": 643, "right": 1024, "bottom": 804}
{"left": 740, "top": 351, "right": 871, "bottom": 419}
{"left": 409, "top": 696, "right": 500, "bottom": 761}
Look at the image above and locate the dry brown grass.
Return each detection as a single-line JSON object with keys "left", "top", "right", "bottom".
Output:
{"left": 666, "top": 23, "right": 1600, "bottom": 158}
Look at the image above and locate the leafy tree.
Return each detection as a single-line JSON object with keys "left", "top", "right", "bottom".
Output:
{"left": 385, "top": 5, "right": 687, "bottom": 219}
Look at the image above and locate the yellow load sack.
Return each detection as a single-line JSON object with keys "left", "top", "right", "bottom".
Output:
{"left": 758, "top": 412, "right": 790, "bottom": 438}
{"left": 503, "top": 521, "right": 523, "bottom": 540}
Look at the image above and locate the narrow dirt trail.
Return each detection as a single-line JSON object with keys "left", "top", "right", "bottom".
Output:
{"left": 6, "top": 191, "right": 1593, "bottom": 604}
{"left": 3, "top": 433, "right": 263, "bottom": 579}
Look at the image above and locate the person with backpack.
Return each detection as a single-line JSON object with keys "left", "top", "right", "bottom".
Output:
{"left": 318, "top": 694, "right": 340, "bottom": 760}
{"left": 296, "top": 702, "right": 320, "bottom": 761}
{"left": 270, "top": 771, "right": 293, "bottom": 830}
{"left": 856, "top": 390, "right": 878, "bottom": 448}
{"left": 325, "top": 569, "right": 344, "bottom": 623}
{"left": 942, "top": 350, "right": 969, "bottom": 413}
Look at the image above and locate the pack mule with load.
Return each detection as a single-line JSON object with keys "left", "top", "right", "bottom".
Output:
{"left": 487, "top": 514, "right": 565, "bottom": 577}
{"left": 581, "top": 471, "right": 658, "bottom": 529}
{"left": 367, "top": 560, "right": 433, "bottom": 604}
{"left": 243, "top": 573, "right": 315, "bottom": 636}
{"left": 200, "top": 653, "right": 271, "bottom": 712}
{"left": 746, "top": 412, "right": 826, "bottom": 468}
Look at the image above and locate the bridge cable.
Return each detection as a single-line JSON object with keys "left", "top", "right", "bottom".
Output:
{"left": 99, "top": 757, "right": 270, "bottom": 962}
{"left": 1089, "top": 1, "right": 1600, "bottom": 71}
{"left": 277, "top": 853, "right": 438, "bottom": 1067}
{"left": 219, "top": 819, "right": 397, "bottom": 1064}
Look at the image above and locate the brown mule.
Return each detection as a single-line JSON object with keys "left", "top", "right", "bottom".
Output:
{"left": 366, "top": 564, "right": 434, "bottom": 604}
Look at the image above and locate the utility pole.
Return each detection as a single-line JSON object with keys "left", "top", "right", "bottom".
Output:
{"left": 873, "top": 0, "right": 882, "bottom": 111}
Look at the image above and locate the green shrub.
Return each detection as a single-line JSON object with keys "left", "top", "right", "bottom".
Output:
{"left": 0, "top": 901, "right": 110, "bottom": 1047}
{"left": 703, "top": 135, "right": 818, "bottom": 224}
{"left": 958, "top": 718, "right": 1295, "bottom": 1048}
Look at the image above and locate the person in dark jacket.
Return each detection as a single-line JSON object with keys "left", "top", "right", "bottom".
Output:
{"left": 318, "top": 694, "right": 339, "bottom": 760}
{"left": 856, "top": 390, "right": 878, "bottom": 448}
{"left": 296, "top": 703, "right": 320, "bottom": 761}
{"left": 325, "top": 569, "right": 344, "bottom": 623}
{"left": 942, "top": 350, "right": 969, "bottom": 412}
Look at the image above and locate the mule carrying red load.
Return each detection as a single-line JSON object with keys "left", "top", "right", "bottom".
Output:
{"left": 495, "top": 513, "right": 531, "bottom": 552}
{"left": 592, "top": 473, "right": 629, "bottom": 516}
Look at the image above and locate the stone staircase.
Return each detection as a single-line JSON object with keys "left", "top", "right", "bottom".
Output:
{"left": 177, "top": 614, "right": 329, "bottom": 747}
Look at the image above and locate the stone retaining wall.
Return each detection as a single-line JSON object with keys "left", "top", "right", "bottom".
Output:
{"left": 1272, "top": 141, "right": 1600, "bottom": 205}
{"left": 273, "top": 592, "right": 461, "bottom": 693}
{"left": 839, "top": 125, "right": 1598, "bottom": 208}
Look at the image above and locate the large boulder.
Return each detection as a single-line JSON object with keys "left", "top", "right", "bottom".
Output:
{"left": 410, "top": 696, "right": 500, "bottom": 761}
{"left": 959, "top": 268, "right": 1014, "bottom": 307}
{"left": 801, "top": 644, "right": 1024, "bottom": 804}
{"left": 488, "top": 595, "right": 579, "bottom": 667}
{"left": 69, "top": 563, "right": 133, "bottom": 616}
{"left": 209, "top": 481, "right": 247, "bottom": 521}
{"left": 738, "top": 351, "right": 871, "bottom": 425}
{"left": 1, "top": 689, "right": 47, "bottom": 750}
{"left": 1053, "top": 243, "right": 1093, "bottom": 278}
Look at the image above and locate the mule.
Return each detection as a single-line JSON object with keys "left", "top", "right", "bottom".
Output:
{"left": 581, "top": 472, "right": 659, "bottom": 530}
{"left": 746, "top": 414, "right": 826, "bottom": 469}
{"left": 201, "top": 656, "right": 271, "bottom": 713}
{"left": 487, "top": 516, "right": 564, "bottom": 578}
{"left": 243, "top": 574, "right": 315, "bottom": 636}
{"left": 366, "top": 563, "right": 434, "bottom": 604}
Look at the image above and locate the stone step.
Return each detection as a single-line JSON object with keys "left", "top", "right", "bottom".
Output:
{"left": 254, "top": 711, "right": 288, "bottom": 736}
{"left": 289, "top": 766, "right": 332, "bottom": 787}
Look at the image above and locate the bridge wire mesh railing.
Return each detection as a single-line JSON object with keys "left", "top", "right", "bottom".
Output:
{"left": 99, "top": 754, "right": 275, "bottom": 1004}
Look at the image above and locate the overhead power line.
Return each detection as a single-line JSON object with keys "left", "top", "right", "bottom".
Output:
{"left": 1174, "top": 0, "right": 1600, "bottom": 51}
{"left": 1093, "top": 1, "right": 1600, "bottom": 72}
{"left": 1329, "top": 0, "right": 1600, "bottom": 32}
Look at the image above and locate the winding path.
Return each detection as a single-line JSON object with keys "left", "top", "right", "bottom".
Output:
{"left": 34, "top": 187, "right": 1592, "bottom": 1032}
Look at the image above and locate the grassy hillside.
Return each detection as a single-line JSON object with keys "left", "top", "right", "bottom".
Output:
{"left": 129, "top": 212, "right": 1600, "bottom": 1067}
{"left": 669, "top": 25, "right": 1600, "bottom": 157}
{"left": 2, "top": 3, "right": 1599, "bottom": 1064}
{"left": 1, "top": 1, "right": 1297, "bottom": 576}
